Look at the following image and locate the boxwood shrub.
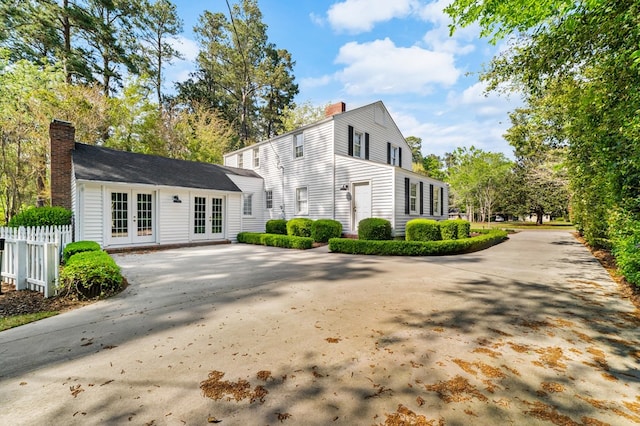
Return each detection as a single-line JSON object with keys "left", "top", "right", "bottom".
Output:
{"left": 265, "top": 219, "right": 288, "bottom": 235}
{"left": 63, "top": 240, "right": 101, "bottom": 264}
{"left": 329, "top": 229, "right": 508, "bottom": 256}
{"left": 312, "top": 219, "right": 342, "bottom": 243}
{"left": 455, "top": 220, "right": 471, "bottom": 239}
{"left": 59, "top": 250, "right": 123, "bottom": 299}
{"left": 8, "top": 206, "right": 72, "bottom": 227}
{"left": 287, "top": 218, "right": 314, "bottom": 237}
{"left": 439, "top": 220, "right": 459, "bottom": 240}
{"left": 358, "top": 218, "right": 392, "bottom": 240}
{"left": 237, "top": 232, "right": 313, "bottom": 249}
{"left": 406, "top": 219, "right": 441, "bottom": 242}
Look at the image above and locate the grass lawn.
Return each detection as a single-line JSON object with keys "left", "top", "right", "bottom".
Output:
{"left": 0, "top": 311, "right": 59, "bottom": 331}
{"left": 473, "top": 221, "right": 575, "bottom": 231}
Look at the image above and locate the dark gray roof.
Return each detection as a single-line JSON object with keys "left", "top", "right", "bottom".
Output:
{"left": 72, "top": 143, "right": 260, "bottom": 192}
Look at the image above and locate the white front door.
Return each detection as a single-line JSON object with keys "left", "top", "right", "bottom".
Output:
{"left": 192, "top": 195, "right": 225, "bottom": 240}
{"left": 352, "top": 182, "right": 371, "bottom": 231}
{"left": 109, "top": 190, "right": 155, "bottom": 245}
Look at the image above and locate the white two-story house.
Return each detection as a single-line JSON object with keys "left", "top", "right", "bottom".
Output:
{"left": 224, "top": 101, "right": 448, "bottom": 236}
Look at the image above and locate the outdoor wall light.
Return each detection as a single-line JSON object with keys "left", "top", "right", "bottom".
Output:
{"left": 339, "top": 184, "right": 349, "bottom": 191}
{"left": 172, "top": 195, "right": 182, "bottom": 203}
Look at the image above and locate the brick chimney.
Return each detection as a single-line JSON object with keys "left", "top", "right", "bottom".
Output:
{"left": 325, "top": 101, "right": 346, "bottom": 117}
{"left": 50, "top": 120, "right": 75, "bottom": 210}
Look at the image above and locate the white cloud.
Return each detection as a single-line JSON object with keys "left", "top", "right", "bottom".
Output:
{"left": 300, "top": 75, "right": 333, "bottom": 89}
{"left": 417, "top": 0, "right": 477, "bottom": 56}
{"left": 327, "top": 0, "right": 417, "bottom": 33}
{"left": 333, "top": 38, "right": 459, "bottom": 95}
{"left": 447, "top": 81, "right": 522, "bottom": 119}
{"left": 168, "top": 35, "right": 199, "bottom": 62}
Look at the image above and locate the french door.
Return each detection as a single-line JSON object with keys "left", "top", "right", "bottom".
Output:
{"left": 109, "top": 190, "right": 155, "bottom": 245}
{"left": 192, "top": 195, "right": 225, "bottom": 240}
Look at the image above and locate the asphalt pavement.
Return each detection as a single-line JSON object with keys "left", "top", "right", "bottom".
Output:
{"left": 0, "top": 231, "right": 638, "bottom": 425}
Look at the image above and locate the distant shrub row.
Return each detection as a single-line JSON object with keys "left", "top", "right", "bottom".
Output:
{"left": 237, "top": 232, "right": 313, "bottom": 249}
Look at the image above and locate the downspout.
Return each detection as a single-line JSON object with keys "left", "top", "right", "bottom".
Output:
{"left": 280, "top": 165, "right": 285, "bottom": 219}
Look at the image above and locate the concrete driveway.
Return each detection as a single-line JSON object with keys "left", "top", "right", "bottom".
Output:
{"left": 1, "top": 231, "right": 639, "bottom": 425}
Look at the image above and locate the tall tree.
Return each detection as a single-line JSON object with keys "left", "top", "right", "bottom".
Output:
{"left": 405, "top": 136, "right": 424, "bottom": 164}
{"left": 281, "top": 101, "right": 328, "bottom": 132}
{"left": 177, "top": 0, "right": 298, "bottom": 146}
{"left": 446, "top": 147, "right": 512, "bottom": 222}
{"left": 446, "top": 0, "right": 640, "bottom": 245}
{"left": 137, "top": 0, "right": 183, "bottom": 106}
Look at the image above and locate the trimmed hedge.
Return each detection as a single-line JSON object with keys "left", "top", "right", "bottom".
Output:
{"left": 265, "top": 219, "right": 288, "bottom": 235}
{"left": 329, "top": 229, "right": 508, "bottom": 256}
{"left": 63, "top": 240, "right": 101, "bottom": 264}
{"left": 406, "top": 219, "right": 441, "bottom": 242}
{"left": 439, "top": 220, "right": 459, "bottom": 240}
{"left": 358, "top": 218, "right": 392, "bottom": 240}
{"left": 287, "top": 218, "right": 314, "bottom": 238}
{"left": 312, "top": 219, "right": 342, "bottom": 243}
{"left": 455, "top": 220, "right": 471, "bottom": 239}
{"left": 8, "top": 206, "right": 72, "bottom": 227}
{"left": 237, "top": 232, "right": 313, "bottom": 249}
{"left": 59, "top": 250, "right": 123, "bottom": 299}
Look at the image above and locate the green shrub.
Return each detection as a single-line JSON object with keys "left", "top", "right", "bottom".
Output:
{"left": 237, "top": 232, "right": 313, "bottom": 249}
{"left": 358, "top": 218, "right": 392, "bottom": 240}
{"left": 63, "top": 240, "right": 101, "bottom": 264}
{"left": 329, "top": 229, "right": 508, "bottom": 256}
{"left": 8, "top": 206, "right": 72, "bottom": 227}
{"left": 439, "top": 220, "right": 459, "bottom": 240}
{"left": 406, "top": 219, "right": 441, "bottom": 242}
{"left": 455, "top": 220, "right": 471, "bottom": 239}
{"left": 312, "top": 219, "right": 342, "bottom": 243}
{"left": 59, "top": 251, "right": 123, "bottom": 299}
{"left": 610, "top": 212, "right": 640, "bottom": 286}
{"left": 265, "top": 219, "right": 288, "bottom": 235}
{"left": 287, "top": 218, "right": 314, "bottom": 237}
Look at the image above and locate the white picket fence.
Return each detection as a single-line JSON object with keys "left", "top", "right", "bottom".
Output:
{"left": 0, "top": 225, "right": 73, "bottom": 298}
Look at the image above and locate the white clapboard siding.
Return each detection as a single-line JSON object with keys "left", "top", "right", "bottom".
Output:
{"left": 226, "top": 174, "right": 265, "bottom": 233}
{"left": 334, "top": 155, "right": 395, "bottom": 233}
{"left": 158, "top": 189, "right": 191, "bottom": 244}
{"left": 332, "top": 101, "right": 412, "bottom": 171}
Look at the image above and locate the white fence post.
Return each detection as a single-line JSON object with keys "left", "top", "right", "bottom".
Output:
{"left": 43, "top": 243, "right": 57, "bottom": 298}
{"left": 14, "top": 240, "right": 27, "bottom": 290}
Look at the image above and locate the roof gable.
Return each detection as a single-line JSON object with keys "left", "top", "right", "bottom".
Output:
{"left": 72, "top": 143, "right": 259, "bottom": 192}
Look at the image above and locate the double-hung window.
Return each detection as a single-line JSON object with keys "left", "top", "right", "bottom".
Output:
{"left": 294, "top": 133, "right": 304, "bottom": 158}
{"left": 433, "top": 187, "right": 441, "bottom": 215}
{"left": 296, "top": 187, "right": 308, "bottom": 215}
{"left": 243, "top": 193, "right": 253, "bottom": 216}
{"left": 238, "top": 153, "right": 244, "bottom": 169}
{"left": 353, "top": 131, "right": 363, "bottom": 158}
{"left": 390, "top": 145, "right": 399, "bottom": 166}
{"left": 265, "top": 190, "right": 273, "bottom": 209}
{"left": 410, "top": 183, "right": 418, "bottom": 213}
{"left": 253, "top": 148, "right": 259, "bottom": 168}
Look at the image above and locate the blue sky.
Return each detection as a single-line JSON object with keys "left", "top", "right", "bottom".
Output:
{"left": 166, "top": 0, "right": 521, "bottom": 158}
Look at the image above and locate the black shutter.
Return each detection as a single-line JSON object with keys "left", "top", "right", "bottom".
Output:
{"left": 365, "top": 133, "right": 370, "bottom": 160}
{"left": 440, "top": 187, "right": 444, "bottom": 216}
{"left": 348, "top": 125, "right": 354, "bottom": 156}
{"left": 399, "top": 148, "right": 403, "bottom": 168}
{"left": 404, "top": 178, "right": 410, "bottom": 214}
{"left": 429, "top": 184, "right": 434, "bottom": 216}
{"left": 387, "top": 142, "right": 391, "bottom": 164}
{"left": 420, "top": 182, "right": 424, "bottom": 215}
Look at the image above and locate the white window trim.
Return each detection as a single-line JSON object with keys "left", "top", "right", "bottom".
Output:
{"left": 295, "top": 186, "right": 308, "bottom": 215}
{"left": 409, "top": 182, "right": 418, "bottom": 214}
{"left": 433, "top": 186, "right": 441, "bottom": 216}
{"left": 353, "top": 131, "right": 364, "bottom": 159}
{"left": 243, "top": 193, "right": 253, "bottom": 216}
{"left": 294, "top": 133, "right": 304, "bottom": 159}
{"left": 238, "top": 153, "right": 244, "bottom": 169}
{"left": 265, "top": 189, "right": 273, "bottom": 210}
{"left": 253, "top": 148, "right": 260, "bottom": 168}
{"left": 390, "top": 144, "right": 399, "bottom": 166}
